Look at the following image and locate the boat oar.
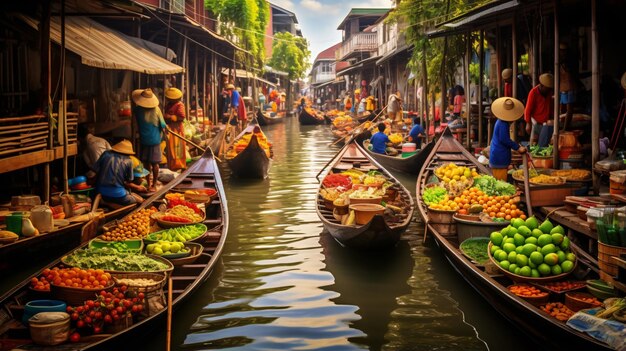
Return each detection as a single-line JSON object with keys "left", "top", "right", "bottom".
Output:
{"left": 522, "top": 153, "right": 534, "bottom": 217}
{"left": 166, "top": 274, "right": 173, "bottom": 351}
{"left": 165, "top": 126, "right": 223, "bottom": 163}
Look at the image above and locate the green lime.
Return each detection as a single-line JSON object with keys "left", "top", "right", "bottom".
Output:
{"left": 508, "top": 263, "right": 518, "bottom": 273}
{"left": 551, "top": 233, "right": 564, "bottom": 245}
{"left": 502, "top": 243, "right": 516, "bottom": 253}
{"left": 525, "top": 236, "right": 538, "bottom": 245}
{"left": 516, "top": 254, "right": 528, "bottom": 267}
{"left": 551, "top": 265, "right": 563, "bottom": 275}
{"left": 517, "top": 226, "right": 531, "bottom": 238}
{"left": 531, "top": 269, "right": 540, "bottom": 278}
{"left": 544, "top": 253, "right": 559, "bottom": 266}
{"left": 522, "top": 244, "right": 537, "bottom": 257}
{"left": 491, "top": 245, "right": 501, "bottom": 255}
{"left": 537, "top": 234, "right": 553, "bottom": 247}
{"left": 500, "top": 260, "right": 511, "bottom": 270}
{"left": 490, "top": 232, "right": 504, "bottom": 246}
{"left": 519, "top": 266, "right": 532, "bottom": 277}
{"left": 529, "top": 251, "right": 544, "bottom": 265}
{"left": 550, "top": 225, "right": 565, "bottom": 235}
{"left": 508, "top": 251, "right": 518, "bottom": 263}
{"left": 525, "top": 216, "right": 539, "bottom": 230}
{"left": 540, "top": 244, "right": 557, "bottom": 256}
{"left": 538, "top": 263, "right": 551, "bottom": 276}
{"left": 561, "top": 260, "right": 574, "bottom": 273}
{"left": 495, "top": 250, "right": 508, "bottom": 262}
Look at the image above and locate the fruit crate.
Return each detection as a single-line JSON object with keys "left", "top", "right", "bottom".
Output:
{"left": 523, "top": 184, "right": 577, "bottom": 207}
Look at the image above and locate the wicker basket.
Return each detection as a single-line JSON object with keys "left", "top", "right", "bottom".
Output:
{"left": 565, "top": 292, "right": 602, "bottom": 312}
{"left": 111, "top": 272, "right": 167, "bottom": 317}
{"left": 508, "top": 284, "right": 549, "bottom": 306}
{"left": 51, "top": 281, "right": 114, "bottom": 306}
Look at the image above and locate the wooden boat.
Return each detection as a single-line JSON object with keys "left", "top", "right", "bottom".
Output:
{"left": 362, "top": 139, "right": 435, "bottom": 175}
{"left": 224, "top": 121, "right": 272, "bottom": 179}
{"left": 0, "top": 148, "right": 229, "bottom": 350}
{"left": 256, "top": 109, "right": 285, "bottom": 126}
{"left": 298, "top": 107, "right": 325, "bottom": 125}
{"left": 0, "top": 203, "right": 135, "bottom": 274}
{"left": 415, "top": 128, "right": 611, "bottom": 350}
{"left": 315, "top": 141, "right": 414, "bottom": 248}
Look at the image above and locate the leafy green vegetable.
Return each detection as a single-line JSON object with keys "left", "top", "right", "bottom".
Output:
{"left": 474, "top": 175, "right": 516, "bottom": 196}
{"left": 460, "top": 238, "right": 490, "bottom": 264}
{"left": 64, "top": 248, "right": 170, "bottom": 272}
{"left": 529, "top": 145, "right": 553, "bottom": 157}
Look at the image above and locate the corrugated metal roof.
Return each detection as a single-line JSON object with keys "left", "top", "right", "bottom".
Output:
{"left": 21, "top": 15, "right": 183, "bottom": 74}
{"left": 337, "top": 8, "right": 390, "bottom": 30}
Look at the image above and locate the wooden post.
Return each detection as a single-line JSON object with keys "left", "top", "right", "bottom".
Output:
{"left": 61, "top": 0, "right": 69, "bottom": 195}
{"left": 512, "top": 20, "right": 518, "bottom": 141}
{"left": 203, "top": 55, "right": 207, "bottom": 124}
{"left": 41, "top": 1, "right": 51, "bottom": 202}
{"left": 440, "top": 36, "right": 448, "bottom": 131}
{"left": 591, "top": 0, "right": 599, "bottom": 193}
{"left": 194, "top": 47, "right": 199, "bottom": 123}
{"left": 553, "top": 0, "right": 560, "bottom": 168}
{"left": 478, "top": 30, "right": 484, "bottom": 147}
{"left": 465, "top": 32, "right": 471, "bottom": 150}
{"left": 183, "top": 37, "right": 190, "bottom": 121}
{"left": 532, "top": 16, "right": 539, "bottom": 86}
{"left": 422, "top": 41, "right": 429, "bottom": 141}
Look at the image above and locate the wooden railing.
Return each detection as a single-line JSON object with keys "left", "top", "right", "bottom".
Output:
{"left": 336, "top": 32, "right": 378, "bottom": 60}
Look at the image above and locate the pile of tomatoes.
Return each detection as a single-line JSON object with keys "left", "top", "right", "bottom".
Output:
{"left": 66, "top": 286, "right": 145, "bottom": 341}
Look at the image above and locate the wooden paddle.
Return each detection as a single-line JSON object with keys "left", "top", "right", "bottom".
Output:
{"left": 522, "top": 153, "right": 534, "bottom": 217}
{"left": 166, "top": 126, "right": 223, "bottom": 163}
{"left": 330, "top": 102, "right": 390, "bottom": 147}
{"left": 166, "top": 274, "right": 173, "bottom": 351}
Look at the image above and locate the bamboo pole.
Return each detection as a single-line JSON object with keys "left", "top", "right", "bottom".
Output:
{"left": 512, "top": 20, "right": 518, "bottom": 141}
{"left": 478, "top": 30, "right": 484, "bottom": 147}
{"left": 166, "top": 274, "right": 173, "bottom": 351}
{"left": 591, "top": 0, "right": 599, "bottom": 194}
{"left": 553, "top": 0, "right": 560, "bottom": 168}
{"left": 203, "top": 55, "right": 207, "bottom": 124}
{"left": 465, "top": 32, "right": 471, "bottom": 150}
{"left": 194, "top": 47, "right": 199, "bottom": 123}
{"left": 41, "top": 1, "right": 51, "bottom": 203}
{"left": 61, "top": 0, "right": 69, "bottom": 195}
{"left": 422, "top": 41, "right": 429, "bottom": 140}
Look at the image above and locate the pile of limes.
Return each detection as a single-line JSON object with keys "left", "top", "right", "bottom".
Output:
{"left": 489, "top": 217, "right": 576, "bottom": 278}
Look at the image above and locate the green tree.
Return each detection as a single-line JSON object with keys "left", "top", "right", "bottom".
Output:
{"left": 267, "top": 32, "right": 311, "bottom": 80}
{"left": 205, "top": 0, "right": 269, "bottom": 68}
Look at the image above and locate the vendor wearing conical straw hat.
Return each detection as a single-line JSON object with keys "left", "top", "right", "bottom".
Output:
{"left": 489, "top": 97, "right": 527, "bottom": 181}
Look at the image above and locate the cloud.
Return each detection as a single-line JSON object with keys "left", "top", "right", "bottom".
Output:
{"left": 299, "top": 0, "right": 341, "bottom": 14}
{"left": 347, "top": 0, "right": 393, "bottom": 9}
{"left": 270, "top": 0, "right": 296, "bottom": 11}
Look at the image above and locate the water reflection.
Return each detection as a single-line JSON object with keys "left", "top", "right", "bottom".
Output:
{"left": 125, "top": 117, "right": 540, "bottom": 351}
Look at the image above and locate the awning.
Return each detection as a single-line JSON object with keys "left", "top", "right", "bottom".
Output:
{"left": 314, "top": 77, "right": 344, "bottom": 89}
{"left": 369, "top": 75, "right": 384, "bottom": 88}
{"left": 427, "top": 0, "right": 519, "bottom": 38}
{"left": 21, "top": 15, "right": 183, "bottom": 74}
{"left": 221, "top": 68, "right": 276, "bottom": 87}
{"left": 376, "top": 44, "right": 411, "bottom": 66}
{"left": 336, "top": 56, "right": 380, "bottom": 77}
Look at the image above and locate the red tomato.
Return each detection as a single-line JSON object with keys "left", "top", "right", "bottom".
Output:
{"left": 70, "top": 332, "right": 81, "bottom": 343}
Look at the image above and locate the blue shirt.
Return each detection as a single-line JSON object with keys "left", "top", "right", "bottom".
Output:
{"left": 134, "top": 106, "right": 165, "bottom": 146}
{"left": 409, "top": 124, "right": 424, "bottom": 147}
{"left": 93, "top": 150, "right": 133, "bottom": 198}
{"left": 231, "top": 90, "right": 240, "bottom": 108}
{"left": 370, "top": 132, "right": 390, "bottom": 154}
{"left": 489, "top": 119, "right": 520, "bottom": 168}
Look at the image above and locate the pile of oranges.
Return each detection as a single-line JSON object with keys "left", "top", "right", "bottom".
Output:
{"left": 31, "top": 267, "right": 112, "bottom": 291}
{"left": 454, "top": 187, "right": 526, "bottom": 220}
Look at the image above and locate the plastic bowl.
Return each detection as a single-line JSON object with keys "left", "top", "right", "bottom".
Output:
{"left": 349, "top": 204, "right": 385, "bottom": 225}
{"left": 22, "top": 300, "right": 67, "bottom": 325}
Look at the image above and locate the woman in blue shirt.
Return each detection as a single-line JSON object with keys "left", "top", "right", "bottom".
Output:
{"left": 409, "top": 117, "right": 424, "bottom": 148}
{"left": 489, "top": 97, "right": 527, "bottom": 181}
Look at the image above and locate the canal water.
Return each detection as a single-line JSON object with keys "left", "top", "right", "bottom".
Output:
{"left": 2, "top": 117, "right": 543, "bottom": 350}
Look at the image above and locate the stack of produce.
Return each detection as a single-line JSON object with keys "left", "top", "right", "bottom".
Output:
{"left": 226, "top": 131, "right": 272, "bottom": 159}
{"left": 146, "top": 241, "right": 189, "bottom": 256}
{"left": 63, "top": 248, "right": 170, "bottom": 272}
{"left": 423, "top": 163, "right": 527, "bottom": 221}
{"left": 145, "top": 224, "right": 207, "bottom": 242}
{"left": 153, "top": 205, "right": 203, "bottom": 223}
{"left": 65, "top": 286, "right": 145, "bottom": 340}
{"left": 31, "top": 268, "right": 112, "bottom": 292}
{"left": 388, "top": 133, "right": 403, "bottom": 145}
{"left": 489, "top": 217, "right": 576, "bottom": 278}
{"left": 100, "top": 208, "right": 156, "bottom": 241}
{"left": 332, "top": 115, "right": 353, "bottom": 129}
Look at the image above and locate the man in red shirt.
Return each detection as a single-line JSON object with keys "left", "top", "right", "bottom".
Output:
{"left": 502, "top": 68, "right": 513, "bottom": 97}
{"left": 524, "top": 73, "right": 554, "bottom": 146}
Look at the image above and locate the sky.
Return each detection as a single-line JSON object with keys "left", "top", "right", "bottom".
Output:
{"left": 269, "top": 0, "right": 394, "bottom": 68}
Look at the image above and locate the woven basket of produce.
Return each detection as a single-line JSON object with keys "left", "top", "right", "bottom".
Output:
{"left": 508, "top": 284, "right": 549, "bottom": 306}
{"left": 529, "top": 175, "right": 566, "bottom": 186}
{"left": 111, "top": 272, "right": 166, "bottom": 293}
{"left": 564, "top": 292, "right": 602, "bottom": 312}
{"left": 51, "top": 281, "right": 115, "bottom": 306}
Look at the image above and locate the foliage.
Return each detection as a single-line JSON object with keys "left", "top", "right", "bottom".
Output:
{"left": 205, "top": 0, "right": 269, "bottom": 68}
{"left": 267, "top": 32, "right": 311, "bottom": 80}
{"left": 389, "top": 0, "right": 493, "bottom": 97}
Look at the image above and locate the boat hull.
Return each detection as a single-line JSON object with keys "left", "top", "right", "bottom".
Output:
{"left": 299, "top": 109, "right": 325, "bottom": 125}
{"left": 256, "top": 109, "right": 285, "bottom": 126}
{"left": 415, "top": 128, "right": 610, "bottom": 350}
{"left": 362, "top": 140, "right": 434, "bottom": 175}
{"left": 226, "top": 133, "right": 271, "bottom": 179}
{"left": 316, "top": 142, "right": 414, "bottom": 249}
